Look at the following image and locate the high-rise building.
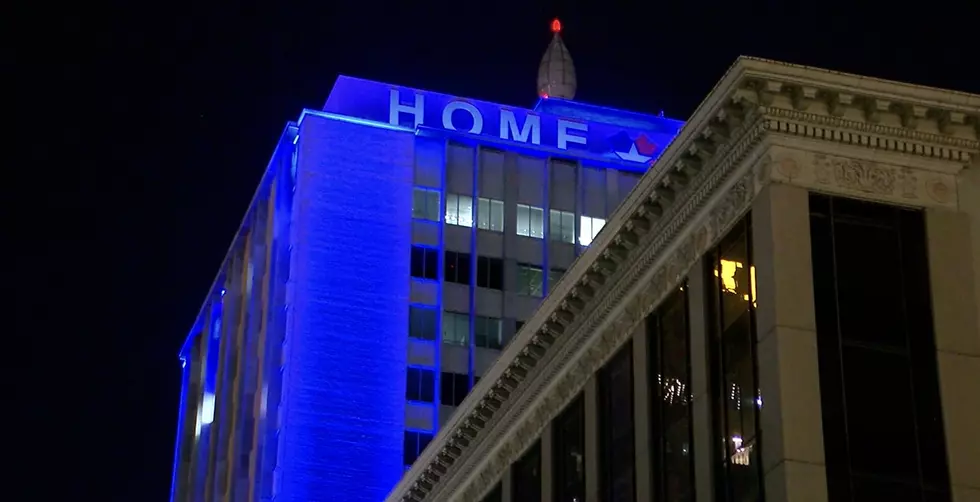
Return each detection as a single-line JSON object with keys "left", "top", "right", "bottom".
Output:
{"left": 169, "top": 21, "right": 683, "bottom": 502}
{"left": 387, "top": 57, "right": 980, "bottom": 502}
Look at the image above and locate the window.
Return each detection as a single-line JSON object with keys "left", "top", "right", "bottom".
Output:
{"left": 478, "top": 197, "right": 505, "bottom": 232}
{"left": 600, "top": 342, "right": 634, "bottom": 502}
{"left": 404, "top": 431, "right": 434, "bottom": 466}
{"left": 516, "top": 204, "right": 545, "bottom": 239}
{"left": 474, "top": 316, "right": 503, "bottom": 350}
{"left": 705, "top": 217, "right": 762, "bottom": 502}
{"left": 406, "top": 367, "right": 435, "bottom": 403}
{"left": 410, "top": 246, "right": 439, "bottom": 280}
{"left": 444, "top": 251, "right": 471, "bottom": 285}
{"left": 445, "top": 193, "right": 474, "bottom": 227}
{"left": 810, "top": 194, "right": 950, "bottom": 501}
{"left": 649, "top": 287, "right": 694, "bottom": 502}
{"left": 517, "top": 264, "right": 544, "bottom": 297}
{"left": 516, "top": 320, "right": 525, "bottom": 333}
{"left": 412, "top": 187, "right": 441, "bottom": 222}
{"left": 548, "top": 268, "right": 566, "bottom": 293}
{"left": 512, "top": 441, "right": 542, "bottom": 502}
{"left": 409, "top": 306, "right": 437, "bottom": 341}
{"left": 440, "top": 372, "right": 470, "bottom": 406}
{"left": 550, "top": 209, "right": 576, "bottom": 244}
{"left": 579, "top": 215, "right": 606, "bottom": 246}
{"left": 442, "top": 312, "right": 469, "bottom": 346}
{"left": 554, "top": 394, "right": 585, "bottom": 502}
{"left": 477, "top": 256, "right": 503, "bottom": 290}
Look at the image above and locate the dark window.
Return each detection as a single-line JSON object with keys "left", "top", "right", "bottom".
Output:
{"left": 548, "top": 268, "right": 566, "bottom": 294}
{"left": 554, "top": 394, "right": 585, "bottom": 502}
{"left": 512, "top": 441, "right": 542, "bottom": 502}
{"left": 809, "top": 194, "right": 950, "bottom": 501}
{"left": 481, "top": 483, "right": 502, "bottom": 502}
{"left": 477, "top": 256, "right": 503, "bottom": 290}
{"left": 600, "top": 342, "right": 635, "bottom": 502}
{"left": 440, "top": 372, "right": 470, "bottom": 407}
{"left": 445, "top": 251, "right": 471, "bottom": 285}
{"left": 649, "top": 286, "right": 695, "bottom": 501}
{"left": 403, "top": 430, "right": 434, "bottom": 466}
{"left": 474, "top": 316, "right": 503, "bottom": 349}
{"left": 515, "top": 320, "right": 526, "bottom": 333}
{"left": 409, "top": 306, "right": 437, "bottom": 341}
{"left": 406, "top": 367, "right": 435, "bottom": 403}
{"left": 411, "top": 246, "right": 439, "bottom": 280}
{"left": 518, "top": 264, "right": 544, "bottom": 297}
{"left": 705, "top": 216, "right": 762, "bottom": 502}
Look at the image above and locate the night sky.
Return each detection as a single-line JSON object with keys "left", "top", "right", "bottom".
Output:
{"left": 27, "top": 0, "right": 978, "bottom": 500}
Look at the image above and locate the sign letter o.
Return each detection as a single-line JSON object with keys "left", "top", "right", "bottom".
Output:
{"left": 442, "top": 101, "right": 484, "bottom": 135}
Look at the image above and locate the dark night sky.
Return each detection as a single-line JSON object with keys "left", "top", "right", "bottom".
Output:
{"left": 23, "top": 0, "right": 978, "bottom": 500}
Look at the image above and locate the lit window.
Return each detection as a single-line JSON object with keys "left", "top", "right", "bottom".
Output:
{"left": 474, "top": 316, "right": 503, "bottom": 349}
{"left": 517, "top": 204, "right": 545, "bottom": 239}
{"left": 579, "top": 215, "right": 606, "bottom": 246}
{"left": 478, "top": 197, "right": 505, "bottom": 232}
{"left": 549, "top": 209, "right": 575, "bottom": 244}
{"left": 445, "top": 194, "right": 474, "bottom": 227}
{"left": 442, "top": 312, "right": 469, "bottom": 346}
{"left": 412, "top": 187, "right": 441, "bottom": 222}
{"left": 518, "top": 264, "right": 544, "bottom": 297}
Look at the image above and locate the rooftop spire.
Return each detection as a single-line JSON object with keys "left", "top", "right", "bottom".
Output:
{"left": 537, "top": 18, "right": 576, "bottom": 100}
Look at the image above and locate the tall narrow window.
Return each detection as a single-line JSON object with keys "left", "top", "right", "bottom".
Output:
{"left": 600, "top": 342, "right": 634, "bottom": 502}
{"left": 412, "top": 187, "right": 441, "bottom": 222}
{"left": 705, "top": 217, "right": 762, "bottom": 502}
{"left": 478, "top": 197, "right": 505, "bottom": 232}
{"left": 649, "top": 286, "right": 695, "bottom": 501}
{"left": 406, "top": 368, "right": 435, "bottom": 403}
{"left": 517, "top": 264, "right": 544, "bottom": 297}
{"left": 410, "top": 246, "right": 439, "bottom": 280}
{"left": 408, "top": 306, "right": 437, "bottom": 341}
{"left": 512, "top": 441, "right": 542, "bottom": 502}
{"left": 442, "top": 312, "right": 469, "bottom": 346}
{"left": 445, "top": 193, "right": 474, "bottom": 227}
{"left": 477, "top": 256, "right": 504, "bottom": 290}
{"left": 481, "top": 483, "right": 502, "bottom": 502}
{"left": 548, "top": 268, "right": 566, "bottom": 294}
{"left": 474, "top": 316, "right": 503, "bottom": 350}
{"left": 809, "top": 194, "right": 949, "bottom": 501}
{"left": 440, "top": 371, "right": 470, "bottom": 407}
{"left": 554, "top": 394, "right": 585, "bottom": 502}
{"left": 579, "top": 215, "right": 606, "bottom": 246}
{"left": 444, "top": 251, "right": 471, "bottom": 285}
{"left": 517, "top": 204, "right": 545, "bottom": 238}
{"left": 403, "top": 431, "right": 433, "bottom": 466}
{"left": 550, "top": 209, "right": 576, "bottom": 244}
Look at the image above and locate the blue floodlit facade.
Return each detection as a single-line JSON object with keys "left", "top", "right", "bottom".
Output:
{"left": 170, "top": 75, "right": 683, "bottom": 502}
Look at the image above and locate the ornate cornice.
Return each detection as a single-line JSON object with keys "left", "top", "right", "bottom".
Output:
{"left": 386, "top": 57, "right": 979, "bottom": 502}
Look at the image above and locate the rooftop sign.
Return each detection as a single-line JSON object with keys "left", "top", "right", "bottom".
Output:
{"left": 323, "top": 76, "right": 681, "bottom": 166}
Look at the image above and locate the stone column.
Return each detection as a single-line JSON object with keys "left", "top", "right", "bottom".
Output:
{"left": 686, "top": 259, "right": 714, "bottom": 502}
{"left": 751, "top": 182, "right": 828, "bottom": 502}
{"left": 584, "top": 376, "right": 601, "bottom": 502}
{"left": 541, "top": 423, "right": 554, "bottom": 502}
{"left": 925, "top": 208, "right": 980, "bottom": 502}
{"left": 632, "top": 322, "right": 653, "bottom": 501}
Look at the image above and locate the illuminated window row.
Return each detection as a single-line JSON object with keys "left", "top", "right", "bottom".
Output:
{"left": 414, "top": 187, "right": 604, "bottom": 245}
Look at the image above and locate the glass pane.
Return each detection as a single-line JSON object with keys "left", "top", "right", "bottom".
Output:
{"left": 478, "top": 198, "right": 490, "bottom": 230}
{"left": 426, "top": 190, "right": 441, "bottom": 222}
{"left": 491, "top": 200, "right": 504, "bottom": 232}
{"left": 458, "top": 195, "right": 473, "bottom": 227}
{"left": 549, "top": 209, "right": 561, "bottom": 241}
{"left": 445, "top": 194, "right": 458, "bottom": 225}
{"left": 530, "top": 206, "right": 544, "bottom": 238}
{"left": 517, "top": 204, "right": 531, "bottom": 236}
{"left": 562, "top": 212, "right": 575, "bottom": 243}
{"left": 579, "top": 216, "right": 593, "bottom": 245}
{"left": 412, "top": 188, "right": 427, "bottom": 219}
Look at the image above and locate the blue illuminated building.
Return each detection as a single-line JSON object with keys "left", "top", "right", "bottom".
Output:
{"left": 170, "top": 21, "right": 683, "bottom": 502}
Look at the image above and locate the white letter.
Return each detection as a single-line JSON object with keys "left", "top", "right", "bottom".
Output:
{"left": 441, "top": 101, "right": 484, "bottom": 134}
{"left": 499, "top": 110, "right": 540, "bottom": 145}
{"left": 389, "top": 89, "right": 424, "bottom": 127}
{"left": 557, "top": 119, "right": 588, "bottom": 150}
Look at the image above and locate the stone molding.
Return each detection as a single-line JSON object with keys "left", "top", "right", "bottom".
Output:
{"left": 387, "top": 56, "right": 979, "bottom": 502}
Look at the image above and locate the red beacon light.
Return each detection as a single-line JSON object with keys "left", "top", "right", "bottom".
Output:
{"left": 551, "top": 18, "right": 561, "bottom": 34}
